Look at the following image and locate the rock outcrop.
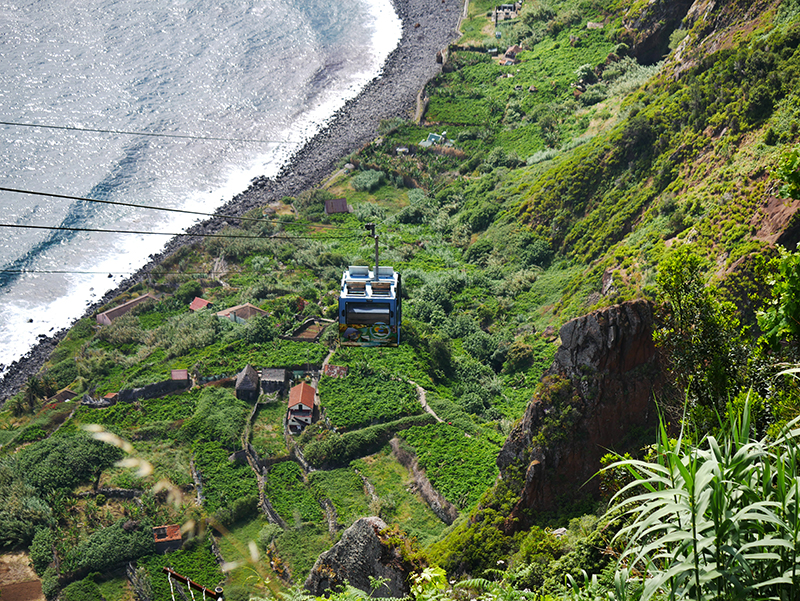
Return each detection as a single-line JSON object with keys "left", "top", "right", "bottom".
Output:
{"left": 621, "top": 0, "right": 694, "bottom": 64}
{"left": 304, "top": 517, "right": 411, "bottom": 598}
{"left": 497, "top": 300, "right": 661, "bottom": 531}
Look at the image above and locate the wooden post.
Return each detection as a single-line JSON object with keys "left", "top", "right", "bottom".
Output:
{"left": 162, "top": 567, "right": 223, "bottom": 600}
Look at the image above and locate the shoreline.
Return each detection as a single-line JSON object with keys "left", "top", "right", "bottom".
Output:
{"left": 0, "top": 0, "right": 464, "bottom": 402}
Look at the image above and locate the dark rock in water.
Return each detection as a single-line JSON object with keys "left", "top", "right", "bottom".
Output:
{"left": 497, "top": 300, "right": 662, "bottom": 531}
{"left": 304, "top": 517, "right": 411, "bottom": 598}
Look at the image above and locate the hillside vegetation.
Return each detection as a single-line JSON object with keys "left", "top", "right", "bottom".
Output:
{"left": 3, "top": 0, "right": 800, "bottom": 600}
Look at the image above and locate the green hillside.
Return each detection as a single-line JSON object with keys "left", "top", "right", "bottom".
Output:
{"left": 3, "top": 0, "right": 800, "bottom": 599}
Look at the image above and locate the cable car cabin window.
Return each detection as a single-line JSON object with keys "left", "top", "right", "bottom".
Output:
{"left": 346, "top": 302, "right": 391, "bottom": 325}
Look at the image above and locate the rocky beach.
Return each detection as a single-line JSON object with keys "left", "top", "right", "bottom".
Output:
{"left": 0, "top": 0, "right": 464, "bottom": 402}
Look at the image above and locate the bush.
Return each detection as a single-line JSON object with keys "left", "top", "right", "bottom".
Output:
{"left": 175, "top": 280, "right": 202, "bottom": 305}
{"left": 213, "top": 494, "right": 259, "bottom": 528}
{"left": 41, "top": 566, "right": 60, "bottom": 600}
{"left": 63, "top": 520, "right": 154, "bottom": 574}
{"left": 18, "top": 433, "right": 124, "bottom": 494}
{"left": 258, "top": 523, "right": 283, "bottom": 550}
{"left": 30, "top": 528, "right": 56, "bottom": 575}
{"left": 352, "top": 170, "right": 385, "bottom": 192}
{"left": 303, "top": 414, "right": 436, "bottom": 468}
{"left": 61, "top": 576, "right": 105, "bottom": 601}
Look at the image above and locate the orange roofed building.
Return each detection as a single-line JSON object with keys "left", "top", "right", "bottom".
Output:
{"left": 153, "top": 524, "right": 182, "bottom": 553}
{"left": 287, "top": 382, "right": 316, "bottom": 433}
{"left": 189, "top": 297, "right": 212, "bottom": 311}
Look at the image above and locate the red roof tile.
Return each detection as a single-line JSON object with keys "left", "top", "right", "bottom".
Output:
{"left": 288, "top": 382, "right": 315, "bottom": 411}
{"left": 153, "top": 524, "right": 182, "bottom": 542}
{"left": 189, "top": 297, "right": 212, "bottom": 311}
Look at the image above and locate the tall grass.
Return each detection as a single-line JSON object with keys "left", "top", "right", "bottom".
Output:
{"left": 608, "top": 398, "right": 800, "bottom": 600}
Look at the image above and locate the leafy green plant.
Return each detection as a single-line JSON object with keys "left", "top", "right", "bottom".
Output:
{"left": 399, "top": 423, "right": 500, "bottom": 509}
{"left": 609, "top": 398, "right": 800, "bottom": 600}
{"left": 265, "top": 461, "right": 323, "bottom": 524}
{"left": 318, "top": 373, "right": 420, "bottom": 431}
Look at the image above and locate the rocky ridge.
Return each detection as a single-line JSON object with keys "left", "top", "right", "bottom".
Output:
{"left": 496, "top": 300, "right": 661, "bottom": 530}
{"left": 304, "top": 517, "right": 413, "bottom": 598}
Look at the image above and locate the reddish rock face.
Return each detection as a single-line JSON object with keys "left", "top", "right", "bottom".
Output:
{"left": 496, "top": 300, "right": 661, "bottom": 531}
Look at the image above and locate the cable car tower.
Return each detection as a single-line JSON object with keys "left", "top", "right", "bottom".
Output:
{"left": 338, "top": 224, "right": 401, "bottom": 347}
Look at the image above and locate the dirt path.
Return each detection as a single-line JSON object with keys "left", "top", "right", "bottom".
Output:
{"left": 413, "top": 381, "right": 443, "bottom": 423}
{"left": 0, "top": 552, "right": 43, "bottom": 601}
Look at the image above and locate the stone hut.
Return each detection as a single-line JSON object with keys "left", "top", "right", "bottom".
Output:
{"left": 260, "top": 368, "right": 288, "bottom": 396}
{"left": 153, "top": 524, "right": 182, "bottom": 554}
{"left": 235, "top": 364, "right": 260, "bottom": 401}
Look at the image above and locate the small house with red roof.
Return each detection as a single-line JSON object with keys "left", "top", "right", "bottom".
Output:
{"left": 189, "top": 297, "right": 212, "bottom": 312}
{"left": 171, "top": 369, "right": 190, "bottom": 385}
{"left": 287, "top": 382, "right": 316, "bottom": 433}
{"left": 153, "top": 524, "right": 182, "bottom": 553}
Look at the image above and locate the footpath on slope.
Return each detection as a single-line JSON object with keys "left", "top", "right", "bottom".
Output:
{"left": 0, "top": 0, "right": 465, "bottom": 402}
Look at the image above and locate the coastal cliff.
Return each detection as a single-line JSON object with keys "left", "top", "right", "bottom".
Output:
{"left": 496, "top": 300, "right": 661, "bottom": 529}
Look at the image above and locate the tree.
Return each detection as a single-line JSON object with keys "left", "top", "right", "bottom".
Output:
{"left": 775, "top": 145, "right": 800, "bottom": 200}
{"left": 653, "top": 246, "right": 741, "bottom": 421}
{"left": 757, "top": 245, "right": 800, "bottom": 351}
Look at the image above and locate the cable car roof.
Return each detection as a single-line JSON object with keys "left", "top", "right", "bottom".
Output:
{"left": 340, "top": 265, "right": 398, "bottom": 299}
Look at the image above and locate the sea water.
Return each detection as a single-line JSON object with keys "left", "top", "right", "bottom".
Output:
{"left": 0, "top": 0, "right": 401, "bottom": 375}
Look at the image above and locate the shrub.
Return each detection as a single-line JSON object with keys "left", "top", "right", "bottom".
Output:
{"left": 258, "top": 523, "right": 283, "bottom": 550}
{"left": 303, "top": 414, "right": 435, "bottom": 468}
{"left": 265, "top": 461, "right": 323, "bottom": 524}
{"left": 18, "top": 433, "right": 124, "bottom": 494}
{"left": 175, "top": 280, "right": 202, "bottom": 305}
{"left": 318, "top": 372, "right": 419, "bottom": 431}
{"left": 352, "top": 170, "right": 385, "bottom": 192}
{"left": 63, "top": 520, "right": 154, "bottom": 574}
{"left": 213, "top": 494, "right": 259, "bottom": 528}
{"left": 61, "top": 576, "right": 105, "bottom": 601}
{"left": 41, "top": 566, "right": 60, "bottom": 600}
{"left": 30, "top": 528, "right": 56, "bottom": 575}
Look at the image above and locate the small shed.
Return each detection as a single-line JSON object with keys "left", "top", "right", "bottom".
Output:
{"left": 96, "top": 293, "right": 156, "bottom": 326}
{"left": 287, "top": 382, "right": 316, "bottom": 433}
{"left": 45, "top": 388, "right": 77, "bottom": 403}
{"left": 189, "top": 297, "right": 212, "bottom": 312}
{"left": 216, "top": 303, "right": 268, "bottom": 324}
{"left": 235, "top": 364, "right": 260, "bottom": 401}
{"left": 260, "top": 368, "right": 288, "bottom": 396}
{"left": 153, "top": 524, "right": 183, "bottom": 553}
{"left": 324, "top": 198, "right": 352, "bottom": 215}
{"left": 171, "top": 369, "right": 190, "bottom": 384}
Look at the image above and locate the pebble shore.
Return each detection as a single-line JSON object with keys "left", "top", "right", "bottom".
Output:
{"left": 0, "top": 0, "right": 464, "bottom": 401}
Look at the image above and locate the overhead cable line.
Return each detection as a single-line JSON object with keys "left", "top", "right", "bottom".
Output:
{"left": 0, "top": 187, "right": 353, "bottom": 231}
{"left": 1, "top": 186, "right": 273, "bottom": 225}
{"left": 2, "top": 268, "right": 265, "bottom": 276}
{"left": 0, "top": 223, "right": 358, "bottom": 240}
{"left": 0, "top": 120, "right": 293, "bottom": 144}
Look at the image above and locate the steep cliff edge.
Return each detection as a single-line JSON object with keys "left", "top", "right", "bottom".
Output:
{"left": 496, "top": 300, "right": 661, "bottom": 530}
{"left": 304, "top": 517, "right": 416, "bottom": 598}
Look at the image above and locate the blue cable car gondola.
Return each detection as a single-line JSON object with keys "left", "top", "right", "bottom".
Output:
{"left": 338, "top": 265, "right": 401, "bottom": 347}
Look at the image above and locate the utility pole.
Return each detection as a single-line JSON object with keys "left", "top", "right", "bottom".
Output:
{"left": 365, "top": 223, "right": 379, "bottom": 282}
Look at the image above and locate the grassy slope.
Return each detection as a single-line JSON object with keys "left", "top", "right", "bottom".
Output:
{"left": 3, "top": 0, "right": 800, "bottom": 597}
